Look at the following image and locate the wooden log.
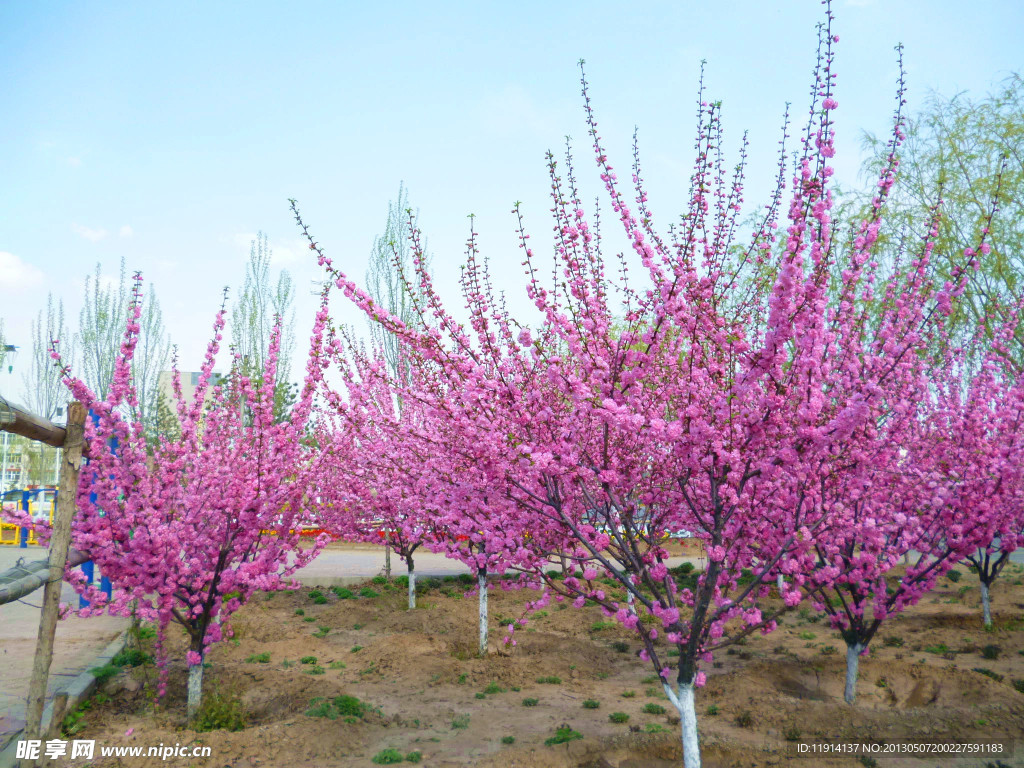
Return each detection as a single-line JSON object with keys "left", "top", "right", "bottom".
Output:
{"left": 0, "top": 400, "right": 66, "bottom": 448}
{"left": 0, "top": 548, "right": 89, "bottom": 606}
{"left": 21, "top": 401, "right": 85, "bottom": 766}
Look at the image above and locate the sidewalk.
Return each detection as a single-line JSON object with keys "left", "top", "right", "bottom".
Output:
{"left": 0, "top": 546, "right": 127, "bottom": 752}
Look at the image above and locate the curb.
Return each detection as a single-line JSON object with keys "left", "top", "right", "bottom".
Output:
{"left": 0, "top": 631, "right": 129, "bottom": 768}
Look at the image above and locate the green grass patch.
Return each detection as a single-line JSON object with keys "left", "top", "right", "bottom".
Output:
{"left": 545, "top": 726, "right": 583, "bottom": 746}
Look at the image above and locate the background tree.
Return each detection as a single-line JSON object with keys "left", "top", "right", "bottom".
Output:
{"left": 365, "top": 183, "right": 431, "bottom": 389}
{"left": 76, "top": 259, "right": 170, "bottom": 440}
{"left": 23, "top": 293, "right": 75, "bottom": 422}
{"left": 77, "top": 259, "right": 130, "bottom": 401}
{"left": 231, "top": 232, "right": 296, "bottom": 420}
{"left": 854, "top": 74, "right": 1023, "bottom": 354}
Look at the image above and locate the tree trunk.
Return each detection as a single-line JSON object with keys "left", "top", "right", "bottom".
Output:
{"left": 187, "top": 660, "right": 204, "bottom": 718}
{"left": 980, "top": 581, "right": 992, "bottom": 628}
{"left": 663, "top": 679, "right": 700, "bottom": 768}
{"left": 407, "top": 557, "right": 416, "bottom": 610}
{"left": 385, "top": 543, "right": 392, "bottom": 579}
{"left": 776, "top": 574, "right": 784, "bottom": 594}
{"left": 844, "top": 642, "right": 864, "bottom": 704}
{"left": 478, "top": 568, "right": 488, "bottom": 655}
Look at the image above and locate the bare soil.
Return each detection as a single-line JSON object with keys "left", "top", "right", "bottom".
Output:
{"left": 50, "top": 561, "right": 1024, "bottom": 768}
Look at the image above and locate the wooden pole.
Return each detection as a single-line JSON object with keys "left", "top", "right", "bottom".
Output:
{"left": 21, "top": 402, "right": 85, "bottom": 765}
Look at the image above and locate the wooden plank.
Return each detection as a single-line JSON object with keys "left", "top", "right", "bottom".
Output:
{"left": 0, "top": 400, "right": 66, "bottom": 448}
{"left": 21, "top": 401, "right": 86, "bottom": 766}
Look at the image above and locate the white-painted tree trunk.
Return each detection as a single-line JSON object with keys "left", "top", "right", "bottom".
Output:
{"left": 980, "top": 582, "right": 992, "bottom": 628}
{"left": 776, "top": 574, "right": 784, "bottom": 594}
{"left": 187, "top": 662, "right": 204, "bottom": 718}
{"left": 408, "top": 565, "right": 416, "bottom": 610}
{"left": 385, "top": 544, "right": 391, "bottom": 579}
{"left": 844, "top": 642, "right": 863, "bottom": 704}
{"left": 478, "top": 570, "right": 488, "bottom": 655}
{"left": 663, "top": 680, "right": 700, "bottom": 768}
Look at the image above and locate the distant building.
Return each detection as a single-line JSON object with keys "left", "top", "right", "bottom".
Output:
{"left": 156, "top": 370, "right": 225, "bottom": 410}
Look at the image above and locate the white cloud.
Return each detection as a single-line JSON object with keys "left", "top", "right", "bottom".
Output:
{"left": 72, "top": 223, "right": 108, "bottom": 242}
{"left": 0, "top": 252, "right": 44, "bottom": 290}
{"left": 119, "top": 225, "right": 134, "bottom": 238}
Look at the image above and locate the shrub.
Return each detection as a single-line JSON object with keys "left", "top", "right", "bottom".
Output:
{"left": 305, "top": 665, "right": 325, "bottom": 675}
{"left": 735, "top": 710, "right": 754, "bottom": 728}
{"left": 821, "top": 645, "right": 837, "bottom": 656}
{"left": 89, "top": 664, "right": 119, "bottom": 684}
{"left": 784, "top": 725, "right": 802, "bottom": 741}
{"left": 582, "top": 699, "right": 600, "bottom": 709}
{"left": 294, "top": 608, "right": 305, "bottom": 616}
{"left": 351, "top": 646, "right": 363, "bottom": 653}
{"left": 474, "top": 692, "right": 486, "bottom": 699}
{"left": 329, "top": 661, "right": 347, "bottom": 670}
{"left": 303, "top": 617, "right": 315, "bottom": 622}
{"left": 645, "top": 723, "right": 667, "bottom": 733}
{"left": 522, "top": 698, "right": 539, "bottom": 707}
{"left": 405, "top": 752, "right": 421, "bottom": 764}
{"left": 501, "top": 736, "right": 515, "bottom": 745}
{"left": 642, "top": 703, "right": 666, "bottom": 715}
{"left": 545, "top": 726, "right": 583, "bottom": 746}
{"left": 300, "top": 656, "right": 317, "bottom": 665}
{"left": 590, "top": 621, "right": 616, "bottom": 632}
{"left": 1012, "top": 679, "right": 1024, "bottom": 694}
{"left": 981, "top": 644, "right": 1001, "bottom": 660}
{"left": 923, "top": 643, "right": 949, "bottom": 655}
{"left": 883, "top": 636, "right": 904, "bottom": 648}
{"left": 482, "top": 682, "right": 505, "bottom": 694}
{"left": 245, "top": 652, "right": 271, "bottom": 664}
{"left": 112, "top": 648, "right": 153, "bottom": 667}
{"left": 621, "top": 690, "right": 636, "bottom": 698}
{"left": 371, "top": 749, "right": 404, "bottom": 765}
{"left": 946, "top": 569, "right": 962, "bottom": 583}
{"left": 611, "top": 641, "right": 630, "bottom": 653}
{"left": 706, "top": 704, "right": 719, "bottom": 716}
{"left": 332, "top": 586, "right": 355, "bottom": 600}
{"left": 608, "top": 712, "right": 630, "bottom": 723}
{"left": 360, "top": 587, "right": 381, "bottom": 599}
{"left": 334, "top": 695, "right": 366, "bottom": 718}
{"left": 536, "top": 676, "right": 562, "bottom": 684}
{"left": 309, "top": 589, "right": 327, "bottom": 605}
{"left": 372, "top": 575, "right": 387, "bottom": 585}
{"left": 193, "top": 689, "right": 247, "bottom": 732}
{"left": 313, "top": 626, "right": 330, "bottom": 638}
{"left": 451, "top": 714, "right": 471, "bottom": 729}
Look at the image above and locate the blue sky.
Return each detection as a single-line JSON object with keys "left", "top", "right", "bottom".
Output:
{"left": 1, "top": 0, "right": 1022, "bottom": 402}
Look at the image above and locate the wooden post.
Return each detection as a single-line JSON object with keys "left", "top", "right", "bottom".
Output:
{"left": 48, "top": 692, "right": 69, "bottom": 738}
{"left": 21, "top": 402, "right": 85, "bottom": 765}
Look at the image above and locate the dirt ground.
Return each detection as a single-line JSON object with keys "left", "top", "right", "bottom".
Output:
{"left": 49, "top": 559, "right": 1024, "bottom": 768}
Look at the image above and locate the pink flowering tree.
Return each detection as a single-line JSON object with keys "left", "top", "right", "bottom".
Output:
{"left": 290, "top": 8, "right": 977, "bottom": 766}
{"left": 932, "top": 310, "right": 1024, "bottom": 629}
{"left": 51, "top": 277, "right": 327, "bottom": 717}
{"left": 313, "top": 335, "right": 441, "bottom": 610}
